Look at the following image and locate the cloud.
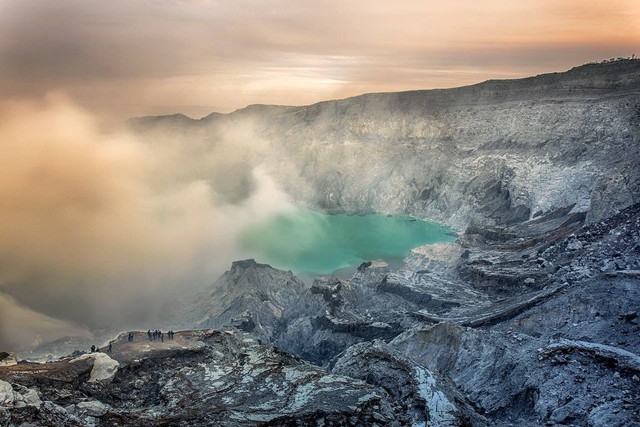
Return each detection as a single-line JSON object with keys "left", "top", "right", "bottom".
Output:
{"left": 0, "top": 0, "right": 637, "bottom": 120}
{"left": 0, "top": 292, "right": 91, "bottom": 351}
{"left": 0, "top": 95, "right": 291, "bottom": 350}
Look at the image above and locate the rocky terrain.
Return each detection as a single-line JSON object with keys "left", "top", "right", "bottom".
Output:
{"left": 2, "top": 61, "right": 640, "bottom": 426}
{"left": 0, "top": 330, "right": 404, "bottom": 426}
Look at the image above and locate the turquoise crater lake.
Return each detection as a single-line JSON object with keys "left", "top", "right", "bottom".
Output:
{"left": 239, "top": 209, "right": 456, "bottom": 275}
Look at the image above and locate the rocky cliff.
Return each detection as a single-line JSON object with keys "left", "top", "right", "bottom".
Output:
{"left": 131, "top": 59, "right": 640, "bottom": 230}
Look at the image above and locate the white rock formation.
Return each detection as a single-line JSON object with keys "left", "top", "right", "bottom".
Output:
{"left": 70, "top": 353, "right": 119, "bottom": 383}
{"left": 0, "top": 380, "right": 14, "bottom": 406}
{"left": 0, "top": 353, "right": 17, "bottom": 367}
{"left": 0, "top": 379, "right": 41, "bottom": 408}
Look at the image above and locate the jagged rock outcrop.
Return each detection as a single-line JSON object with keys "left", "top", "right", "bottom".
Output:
{"left": 330, "top": 341, "right": 484, "bottom": 426}
{"left": 178, "top": 259, "right": 306, "bottom": 343}
{"left": 0, "top": 353, "right": 16, "bottom": 368}
{"left": 382, "top": 204, "right": 640, "bottom": 426}
{"left": 539, "top": 339, "right": 640, "bottom": 373}
{"left": 0, "top": 379, "right": 41, "bottom": 408}
{"left": 390, "top": 317, "right": 640, "bottom": 426}
{"left": 272, "top": 266, "right": 490, "bottom": 366}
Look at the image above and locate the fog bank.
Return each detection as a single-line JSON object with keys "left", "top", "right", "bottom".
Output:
{"left": 0, "top": 95, "right": 291, "bottom": 350}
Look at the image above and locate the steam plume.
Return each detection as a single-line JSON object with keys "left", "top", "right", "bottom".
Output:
{"left": 0, "top": 95, "right": 290, "bottom": 350}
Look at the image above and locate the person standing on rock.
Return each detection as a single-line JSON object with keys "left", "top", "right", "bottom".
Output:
{"left": 160, "top": 331, "right": 164, "bottom": 342}
{"left": 90, "top": 345, "right": 96, "bottom": 353}
{"left": 128, "top": 332, "right": 133, "bottom": 342}
{"left": 147, "top": 330, "right": 152, "bottom": 341}
{"left": 107, "top": 342, "right": 112, "bottom": 353}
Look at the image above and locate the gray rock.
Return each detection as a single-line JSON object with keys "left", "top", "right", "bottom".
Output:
{"left": 177, "top": 259, "right": 307, "bottom": 343}
{"left": 73, "top": 400, "right": 109, "bottom": 417}
{"left": 331, "top": 341, "right": 484, "bottom": 426}
{"left": 0, "top": 380, "right": 41, "bottom": 409}
{"left": 567, "top": 239, "right": 584, "bottom": 251}
{"left": 0, "top": 380, "right": 14, "bottom": 406}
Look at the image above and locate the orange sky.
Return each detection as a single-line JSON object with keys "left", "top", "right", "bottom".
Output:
{"left": 0, "top": 0, "right": 638, "bottom": 121}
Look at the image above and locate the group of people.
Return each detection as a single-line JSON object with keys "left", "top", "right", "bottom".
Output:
{"left": 147, "top": 329, "right": 176, "bottom": 342}
{"left": 89, "top": 342, "right": 113, "bottom": 354}
{"left": 86, "top": 330, "right": 178, "bottom": 355}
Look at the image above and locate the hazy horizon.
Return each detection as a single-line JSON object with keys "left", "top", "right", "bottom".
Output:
{"left": 1, "top": 0, "right": 638, "bottom": 122}
{"left": 133, "top": 58, "right": 639, "bottom": 121}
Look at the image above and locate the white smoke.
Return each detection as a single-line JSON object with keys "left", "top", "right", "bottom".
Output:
{"left": 0, "top": 94, "right": 292, "bottom": 350}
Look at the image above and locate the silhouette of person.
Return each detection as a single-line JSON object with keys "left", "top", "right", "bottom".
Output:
{"left": 90, "top": 345, "right": 96, "bottom": 353}
{"left": 107, "top": 342, "right": 112, "bottom": 353}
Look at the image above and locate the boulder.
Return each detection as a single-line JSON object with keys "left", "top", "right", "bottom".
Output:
{"left": 0, "top": 353, "right": 17, "bottom": 367}
{"left": 70, "top": 352, "right": 119, "bottom": 383}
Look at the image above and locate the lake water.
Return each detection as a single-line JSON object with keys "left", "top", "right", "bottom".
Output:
{"left": 239, "top": 209, "right": 456, "bottom": 275}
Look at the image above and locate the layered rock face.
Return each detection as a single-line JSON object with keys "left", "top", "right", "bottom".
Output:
{"left": 131, "top": 60, "right": 640, "bottom": 229}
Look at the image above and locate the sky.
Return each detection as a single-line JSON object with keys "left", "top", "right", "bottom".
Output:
{"left": 0, "top": 0, "right": 639, "bottom": 121}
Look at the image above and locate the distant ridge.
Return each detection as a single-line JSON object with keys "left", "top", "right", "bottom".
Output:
{"left": 129, "top": 59, "right": 640, "bottom": 123}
